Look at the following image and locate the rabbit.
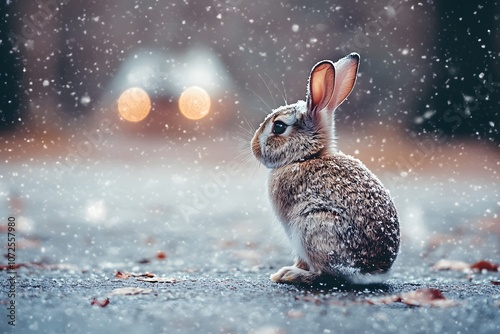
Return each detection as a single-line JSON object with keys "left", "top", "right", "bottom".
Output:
{"left": 251, "top": 53, "right": 400, "bottom": 284}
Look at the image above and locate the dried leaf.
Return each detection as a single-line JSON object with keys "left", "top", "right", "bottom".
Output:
{"left": 115, "top": 271, "right": 131, "bottom": 279}
{"left": 115, "top": 271, "right": 155, "bottom": 278}
{"left": 156, "top": 251, "right": 167, "bottom": 260}
{"left": 491, "top": 281, "right": 500, "bottom": 285}
{"left": 470, "top": 260, "right": 499, "bottom": 272}
{"left": 0, "top": 263, "right": 25, "bottom": 271}
{"left": 109, "top": 287, "right": 153, "bottom": 296}
{"left": 400, "top": 289, "right": 458, "bottom": 307}
{"left": 368, "top": 289, "right": 458, "bottom": 308}
{"left": 91, "top": 298, "right": 110, "bottom": 307}
{"left": 432, "top": 259, "right": 470, "bottom": 272}
{"left": 136, "top": 277, "right": 177, "bottom": 283}
{"left": 432, "top": 259, "right": 499, "bottom": 273}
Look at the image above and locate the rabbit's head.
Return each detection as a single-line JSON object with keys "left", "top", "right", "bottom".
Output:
{"left": 251, "top": 53, "right": 360, "bottom": 168}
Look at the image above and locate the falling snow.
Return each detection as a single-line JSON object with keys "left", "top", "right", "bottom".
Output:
{"left": 0, "top": 1, "right": 499, "bottom": 333}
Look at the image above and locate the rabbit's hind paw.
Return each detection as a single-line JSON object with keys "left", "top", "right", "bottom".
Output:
{"left": 270, "top": 265, "right": 318, "bottom": 284}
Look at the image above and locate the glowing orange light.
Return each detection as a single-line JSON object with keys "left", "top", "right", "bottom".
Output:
{"left": 117, "top": 87, "right": 151, "bottom": 122}
{"left": 178, "top": 86, "right": 211, "bottom": 120}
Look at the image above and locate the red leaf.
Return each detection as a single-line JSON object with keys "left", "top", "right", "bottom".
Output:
{"left": 156, "top": 251, "right": 167, "bottom": 260}
{"left": 0, "top": 263, "right": 25, "bottom": 271}
{"left": 115, "top": 271, "right": 131, "bottom": 279}
{"left": 400, "top": 289, "right": 458, "bottom": 307}
{"left": 491, "top": 281, "right": 500, "bottom": 286}
{"left": 91, "top": 298, "right": 110, "bottom": 307}
{"left": 470, "top": 260, "right": 499, "bottom": 272}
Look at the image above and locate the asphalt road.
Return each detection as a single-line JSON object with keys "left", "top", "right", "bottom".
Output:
{"left": 1, "top": 139, "right": 499, "bottom": 334}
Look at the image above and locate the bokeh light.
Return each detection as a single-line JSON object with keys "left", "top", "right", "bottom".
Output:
{"left": 178, "top": 86, "right": 211, "bottom": 120}
{"left": 117, "top": 87, "right": 151, "bottom": 122}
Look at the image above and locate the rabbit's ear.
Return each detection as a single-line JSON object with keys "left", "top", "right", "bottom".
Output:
{"left": 306, "top": 53, "right": 359, "bottom": 115}
{"left": 330, "top": 53, "right": 360, "bottom": 110}
{"left": 306, "top": 61, "right": 335, "bottom": 114}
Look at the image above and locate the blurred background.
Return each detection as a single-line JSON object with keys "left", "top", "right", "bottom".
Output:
{"left": 0, "top": 1, "right": 499, "bottom": 270}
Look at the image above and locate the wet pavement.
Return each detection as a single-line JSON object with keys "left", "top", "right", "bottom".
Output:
{"left": 1, "top": 139, "right": 499, "bottom": 334}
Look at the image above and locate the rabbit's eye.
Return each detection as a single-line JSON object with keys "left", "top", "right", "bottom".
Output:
{"left": 272, "top": 121, "right": 287, "bottom": 135}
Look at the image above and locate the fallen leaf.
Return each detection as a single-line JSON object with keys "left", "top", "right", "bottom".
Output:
{"left": 91, "top": 298, "right": 110, "bottom": 307}
{"left": 156, "top": 251, "right": 167, "bottom": 260}
{"left": 470, "top": 260, "right": 499, "bottom": 272}
{"left": 432, "top": 259, "right": 500, "bottom": 273}
{"left": 114, "top": 271, "right": 155, "bottom": 279}
{"left": 115, "top": 271, "right": 131, "bottom": 279}
{"left": 432, "top": 259, "right": 470, "bottom": 272}
{"left": 0, "top": 263, "right": 26, "bottom": 271}
{"left": 368, "top": 289, "right": 458, "bottom": 308}
{"left": 136, "top": 277, "right": 177, "bottom": 283}
{"left": 400, "top": 289, "right": 458, "bottom": 307}
{"left": 109, "top": 287, "right": 153, "bottom": 296}
{"left": 491, "top": 281, "right": 500, "bottom": 285}
{"left": 138, "top": 258, "right": 151, "bottom": 264}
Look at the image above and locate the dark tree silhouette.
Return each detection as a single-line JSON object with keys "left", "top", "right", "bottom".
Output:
{"left": 0, "top": 3, "right": 24, "bottom": 132}
{"left": 414, "top": 2, "right": 500, "bottom": 144}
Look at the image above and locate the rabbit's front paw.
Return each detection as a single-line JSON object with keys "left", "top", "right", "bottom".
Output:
{"left": 270, "top": 266, "right": 318, "bottom": 284}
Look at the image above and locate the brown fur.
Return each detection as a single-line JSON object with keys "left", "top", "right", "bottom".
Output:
{"left": 270, "top": 153, "right": 399, "bottom": 277}
{"left": 251, "top": 53, "right": 400, "bottom": 284}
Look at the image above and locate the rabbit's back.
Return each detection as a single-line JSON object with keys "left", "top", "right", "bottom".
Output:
{"left": 269, "top": 152, "right": 400, "bottom": 274}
